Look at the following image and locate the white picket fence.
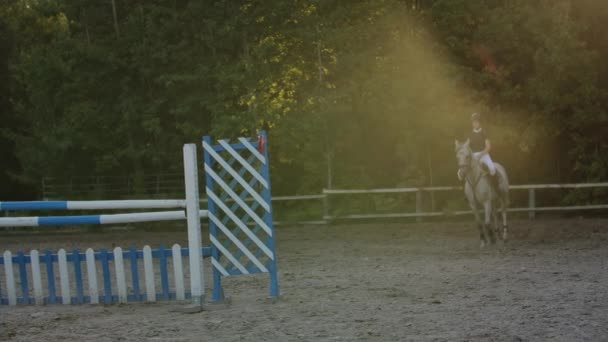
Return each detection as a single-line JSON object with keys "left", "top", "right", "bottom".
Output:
{"left": 0, "top": 244, "right": 204, "bottom": 305}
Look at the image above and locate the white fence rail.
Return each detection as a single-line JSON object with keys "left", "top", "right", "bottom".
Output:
{"left": 209, "top": 182, "right": 608, "bottom": 223}
{"left": 322, "top": 183, "right": 608, "bottom": 221}
{"left": 7, "top": 183, "right": 608, "bottom": 226}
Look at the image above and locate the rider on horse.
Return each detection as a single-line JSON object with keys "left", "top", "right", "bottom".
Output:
{"left": 458, "top": 112, "right": 500, "bottom": 191}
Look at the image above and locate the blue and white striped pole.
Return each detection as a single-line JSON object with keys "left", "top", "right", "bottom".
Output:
{"left": 0, "top": 199, "right": 186, "bottom": 211}
{"left": 0, "top": 210, "right": 208, "bottom": 227}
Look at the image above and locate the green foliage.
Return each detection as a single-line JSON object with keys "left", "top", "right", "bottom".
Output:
{"left": 1, "top": 0, "right": 608, "bottom": 200}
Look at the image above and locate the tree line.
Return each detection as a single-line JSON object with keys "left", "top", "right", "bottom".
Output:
{"left": 1, "top": 0, "right": 607, "bottom": 203}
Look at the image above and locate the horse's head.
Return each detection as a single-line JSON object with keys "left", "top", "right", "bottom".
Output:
{"left": 454, "top": 139, "right": 472, "bottom": 175}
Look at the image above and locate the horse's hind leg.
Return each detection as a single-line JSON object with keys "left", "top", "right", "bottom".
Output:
{"left": 492, "top": 208, "right": 500, "bottom": 242}
{"left": 478, "top": 223, "right": 488, "bottom": 248}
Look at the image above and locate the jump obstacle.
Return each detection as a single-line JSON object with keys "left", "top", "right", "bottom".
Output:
{"left": 0, "top": 132, "right": 279, "bottom": 306}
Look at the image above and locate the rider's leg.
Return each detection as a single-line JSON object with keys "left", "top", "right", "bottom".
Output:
{"left": 480, "top": 154, "right": 496, "bottom": 176}
{"left": 481, "top": 153, "right": 500, "bottom": 191}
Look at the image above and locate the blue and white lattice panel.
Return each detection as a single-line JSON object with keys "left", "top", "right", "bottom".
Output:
{"left": 202, "top": 131, "right": 279, "bottom": 301}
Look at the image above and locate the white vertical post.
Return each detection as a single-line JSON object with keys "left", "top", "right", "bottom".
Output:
{"left": 30, "top": 250, "right": 44, "bottom": 305}
{"left": 183, "top": 143, "right": 204, "bottom": 306}
{"left": 322, "top": 193, "right": 330, "bottom": 221}
{"left": 416, "top": 190, "right": 423, "bottom": 222}
{"left": 113, "top": 247, "right": 128, "bottom": 304}
{"left": 143, "top": 245, "right": 156, "bottom": 302}
{"left": 58, "top": 249, "right": 71, "bottom": 305}
{"left": 85, "top": 248, "right": 99, "bottom": 304}
{"left": 528, "top": 188, "right": 536, "bottom": 220}
{"left": 3, "top": 251, "right": 17, "bottom": 306}
{"left": 172, "top": 244, "right": 185, "bottom": 301}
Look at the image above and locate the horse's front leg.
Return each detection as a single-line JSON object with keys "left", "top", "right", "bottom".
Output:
{"left": 484, "top": 200, "right": 496, "bottom": 244}
{"left": 470, "top": 202, "right": 487, "bottom": 248}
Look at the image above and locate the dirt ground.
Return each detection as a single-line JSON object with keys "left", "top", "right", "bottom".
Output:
{"left": 1, "top": 218, "right": 607, "bottom": 342}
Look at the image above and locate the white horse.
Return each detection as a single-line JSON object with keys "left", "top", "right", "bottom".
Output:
{"left": 455, "top": 140, "right": 510, "bottom": 248}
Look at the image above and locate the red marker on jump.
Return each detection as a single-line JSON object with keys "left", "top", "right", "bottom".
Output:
{"left": 257, "top": 135, "right": 265, "bottom": 154}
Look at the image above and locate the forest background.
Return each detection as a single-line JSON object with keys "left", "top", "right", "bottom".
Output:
{"left": 1, "top": 0, "right": 607, "bottom": 209}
